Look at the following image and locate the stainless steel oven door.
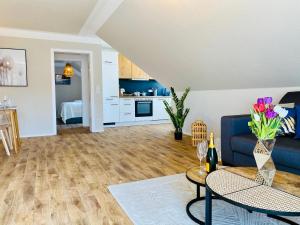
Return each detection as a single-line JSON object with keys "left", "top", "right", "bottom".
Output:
{"left": 135, "top": 100, "right": 153, "bottom": 117}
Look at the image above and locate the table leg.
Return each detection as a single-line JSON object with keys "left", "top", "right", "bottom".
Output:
{"left": 186, "top": 184, "right": 205, "bottom": 225}
{"left": 267, "top": 215, "right": 299, "bottom": 225}
{"left": 196, "top": 184, "right": 200, "bottom": 199}
{"left": 205, "top": 186, "right": 212, "bottom": 225}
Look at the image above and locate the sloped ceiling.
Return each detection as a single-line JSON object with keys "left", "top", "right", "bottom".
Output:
{"left": 0, "top": 0, "right": 97, "bottom": 33}
{"left": 98, "top": 0, "right": 300, "bottom": 90}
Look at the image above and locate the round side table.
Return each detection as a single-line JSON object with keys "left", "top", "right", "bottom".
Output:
{"left": 185, "top": 167, "right": 207, "bottom": 225}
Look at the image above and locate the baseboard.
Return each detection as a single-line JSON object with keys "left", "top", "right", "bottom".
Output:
{"left": 183, "top": 130, "right": 192, "bottom": 136}
{"left": 21, "top": 132, "right": 56, "bottom": 138}
{"left": 115, "top": 120, "right": 171, "bottom": 127}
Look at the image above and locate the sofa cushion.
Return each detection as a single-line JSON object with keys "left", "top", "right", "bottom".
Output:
{"left": 231, "top": 134, "right": 300, "bottom": 170}
{"left": 280, "top": 107, "right": 296, "bottom": 137}
{"left": 295, "top": 105, "right": 300, "bottom": 139}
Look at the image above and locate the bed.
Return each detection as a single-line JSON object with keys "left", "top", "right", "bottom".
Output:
{"left": 60, "top": 100, "right": 83, "bottom": 124}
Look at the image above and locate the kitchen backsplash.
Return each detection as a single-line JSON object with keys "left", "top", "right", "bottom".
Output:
{"left": 119, "top": 79, "right": 170, "bottom": 96}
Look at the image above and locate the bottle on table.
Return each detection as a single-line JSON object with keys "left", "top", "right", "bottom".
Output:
{"left": 206, "top": 132, "right": 218, "bottom": 173}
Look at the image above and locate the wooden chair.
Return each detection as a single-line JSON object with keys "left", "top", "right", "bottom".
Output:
{"left": 0, "top": 109, "right": 12, "bottom": 156}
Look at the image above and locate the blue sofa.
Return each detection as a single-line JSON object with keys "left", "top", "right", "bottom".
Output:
{"left": 221, "top": 91, "right": 300, "bottom": 175}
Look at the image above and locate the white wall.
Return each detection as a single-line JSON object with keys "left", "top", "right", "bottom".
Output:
{"left": 0, "top": 36, "right": 103, "bottom": 137}
{"left": 182, "top": 87, "right": 300, "bottom": 141}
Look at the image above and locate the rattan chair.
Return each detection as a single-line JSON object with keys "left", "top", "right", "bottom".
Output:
{"left": 0, "top": 109, "right": 12, "bottom": 156}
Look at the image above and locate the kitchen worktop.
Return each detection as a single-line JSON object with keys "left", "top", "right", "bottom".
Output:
{"left": 119, "top": 95, "right": 171, "bottom": 98}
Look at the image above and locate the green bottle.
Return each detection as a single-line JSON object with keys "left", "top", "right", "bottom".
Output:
{"left": 206, "top": 132, "right": 218, "bottom": 173}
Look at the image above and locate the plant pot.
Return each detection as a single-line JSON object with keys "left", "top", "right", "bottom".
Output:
{"left": 174, "top": 129, "right": 182, "bottom": 140}
{"left": 253, "top": 139, "right": 276, "bottom": 186}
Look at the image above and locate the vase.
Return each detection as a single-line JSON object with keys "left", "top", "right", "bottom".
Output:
{"left": 174, "top": 128, "right": 182, "bottom": 140}
{"left": 253, "top": 139, "right": 276, "bottom": 186}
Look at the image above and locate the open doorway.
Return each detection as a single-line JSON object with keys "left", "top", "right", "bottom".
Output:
{"left": 53, "top": 52, "right": 90, "bottom": 134}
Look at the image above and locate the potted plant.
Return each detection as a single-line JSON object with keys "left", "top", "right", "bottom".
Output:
{"left": 248, "top": 97, "right": 288, "bottom": 186}
{"left": 163, "top": 87, "right": 190, "bottom": 140}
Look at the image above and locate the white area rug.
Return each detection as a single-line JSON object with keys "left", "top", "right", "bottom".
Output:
{"left": 109, "top": 173, "right": 300, "bottom": 225}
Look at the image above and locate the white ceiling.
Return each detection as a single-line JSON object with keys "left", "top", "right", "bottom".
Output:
{"left": 98, "top": 0, "right": 300, "bottom": 90}
{"left": 0, "top": 0, "right": 98, "bottom": 34}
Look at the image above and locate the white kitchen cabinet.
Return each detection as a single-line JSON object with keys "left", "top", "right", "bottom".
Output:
{"left": 103, "top": 100, "right": 119, "bottom": 123}
{"left": 102, "top": 49, "right": 120, "bottom": 123}
{"left": 153, "top": 97, "right": 171, "bottom": 120}
{"left": 102, "top": 50, "right": 118, "bottom": 65}
{"left": 102, "top": 63, "right": 119, "bottom": 99}
{"left": 119, "top": 98, "right": 135, "bottom": 122}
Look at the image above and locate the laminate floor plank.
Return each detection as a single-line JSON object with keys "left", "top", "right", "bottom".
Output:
{"left": 0, "top": 124, "right": 198, "bottom": 225}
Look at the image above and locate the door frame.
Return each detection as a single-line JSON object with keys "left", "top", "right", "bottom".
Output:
{"left": 50, "top": 48, "right": 95, "bottom": 135}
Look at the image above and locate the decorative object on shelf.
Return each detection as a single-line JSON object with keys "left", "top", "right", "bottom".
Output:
{"left": 191, "top": 120, "right": 207, "bottom": 147}
{"left": 63, "top": 63, "right": 74, "bottom": 77}
{"left": 163, "top": 87, "right": 190, "bottom": 140}
{"left": 55, "top": 74, "right": 71, "bottom": 85}
{"left": 248, "top": 97, "right": 288, "bottom": 186}
{"left": 0, "top": 48, "right": 27, "bottom": 87}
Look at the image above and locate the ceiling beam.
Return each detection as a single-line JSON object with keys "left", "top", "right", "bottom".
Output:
{"left": 0, "top": 27, "right": 102, "bottom": 44}
{"left": 79, "top": 0, "right": 124, "bottom": 36}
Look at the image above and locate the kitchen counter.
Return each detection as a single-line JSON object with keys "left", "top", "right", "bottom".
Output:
{"left": 120, "top": 95, "right": 171, "bottom": 98}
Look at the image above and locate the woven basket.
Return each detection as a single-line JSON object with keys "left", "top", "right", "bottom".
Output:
{"left": 191, "top": 120, "right": 207, "bottom": 147}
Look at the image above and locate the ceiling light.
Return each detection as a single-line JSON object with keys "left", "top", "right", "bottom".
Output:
{"left": 63, "top": 63, "right": 74, "bottom": 77}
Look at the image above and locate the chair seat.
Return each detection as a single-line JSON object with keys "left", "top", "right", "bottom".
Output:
{"left": 231, "top": 134, "right": 300, "bottom": 170}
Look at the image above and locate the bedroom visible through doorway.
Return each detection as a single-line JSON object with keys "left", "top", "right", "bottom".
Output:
{"left": 54, "top": 53, "right": 90, "bottom": 133}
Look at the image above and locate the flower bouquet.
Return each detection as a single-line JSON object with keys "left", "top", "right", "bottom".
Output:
{"left": 248, "top": 97, "right": 288, "bottom": 186}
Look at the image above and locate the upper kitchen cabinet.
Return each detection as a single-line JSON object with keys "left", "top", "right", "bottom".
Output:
{"left": 118, "top": 54, "right": 132, "bottom": 79}
{"left": 131, "top": 63, "right": 149, "bottom": 80}
{"left": 118, "top": 53, "right": 150, "bottom": 80}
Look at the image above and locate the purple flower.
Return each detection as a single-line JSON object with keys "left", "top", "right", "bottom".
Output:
{"left": 257, "top": 98, "right": 264, "bottom": 104}
{"left": 265, "top": 108, "right": 277, "bottom": 119}
{"left": 263, "top": 97, "right": 273, "bottom": 104}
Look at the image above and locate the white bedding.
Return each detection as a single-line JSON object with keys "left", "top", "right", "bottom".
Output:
{"left": 60, "top": 100, "right": 82, "bottom": 123}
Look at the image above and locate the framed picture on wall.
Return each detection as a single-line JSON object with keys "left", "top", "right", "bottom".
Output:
{"left": 0, "top": 48, "right": 27, "bottom": 87}
{"left": 55, "top": 74, "right": 71, "bottom": 85}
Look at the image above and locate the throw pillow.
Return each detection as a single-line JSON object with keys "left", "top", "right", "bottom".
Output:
{"left": 280, "top": 107, "right": 296, "bottom": 136}
{"left": 295, "top": 105, "right": 300, "bottom": 139}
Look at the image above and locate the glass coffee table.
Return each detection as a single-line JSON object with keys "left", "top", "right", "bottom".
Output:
{"left": 205, "top": 167, "right": 300, "bottom": 225}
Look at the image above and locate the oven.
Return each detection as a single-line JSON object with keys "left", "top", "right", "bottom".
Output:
{"left": 135, "top": 99, "right": 153, "bottom": 117}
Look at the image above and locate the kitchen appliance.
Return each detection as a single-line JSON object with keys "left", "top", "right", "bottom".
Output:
{"left": 148, "top": 89, "right": 154, "bottom": 96}
{"left": 120, "top": 88, "right": 125, "bottom": 96}
{"left": 135, "top": 98, "right": 153, "bottom": 118}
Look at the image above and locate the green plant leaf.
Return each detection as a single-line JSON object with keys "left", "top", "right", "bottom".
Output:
{"left": 163, "top": 87, "right": 190, "bottom": 130}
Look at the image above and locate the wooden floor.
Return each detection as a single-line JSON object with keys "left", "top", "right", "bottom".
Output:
{"left": 0, "top": 124, "right": 198, "bottom": 225}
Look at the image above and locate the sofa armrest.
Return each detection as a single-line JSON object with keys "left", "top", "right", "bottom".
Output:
{"left": 221, "top": 115, "right": 251, "bottom": 165}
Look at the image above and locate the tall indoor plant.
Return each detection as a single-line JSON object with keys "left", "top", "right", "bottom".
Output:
{"left": 163, "top": 87, "right": 190, "bottom": 140}
{"left": 248, "top": 97, "right": 288, "bottom": 186}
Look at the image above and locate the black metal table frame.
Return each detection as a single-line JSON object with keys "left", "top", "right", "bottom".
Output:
{"left": 186, "top": 173, "right": 217, "bottom": 225}
{"left": 205, "top": 179, "right": 300, "bottom": 225}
